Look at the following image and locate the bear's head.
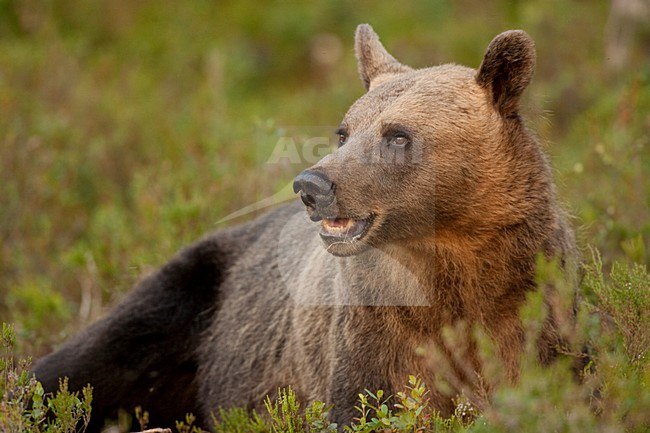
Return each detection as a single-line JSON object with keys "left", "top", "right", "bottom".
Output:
{"left": 294, "top": 25, "right": 550, "bottom": 257}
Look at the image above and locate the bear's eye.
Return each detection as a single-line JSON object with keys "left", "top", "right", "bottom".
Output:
{"left": 335, "top": 127, "right": 348, "bottom": 147}
{"left": 389, "top": 133, "right": 409, "bottom": 148}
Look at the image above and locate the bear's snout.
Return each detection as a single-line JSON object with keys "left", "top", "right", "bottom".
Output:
{"left": 293, "top": 169, "right": 336, "bottom": 220}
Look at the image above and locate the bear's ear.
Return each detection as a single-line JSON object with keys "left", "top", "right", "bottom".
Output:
{"left": 355, "top": 24, "right": 412, "bottom": 91}
{"left": 476, "top": 30, "right": 536, "bottom": 116}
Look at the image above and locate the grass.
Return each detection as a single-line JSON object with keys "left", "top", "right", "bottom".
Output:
{"left": 1, "top": 0, "right": 649, "bottom": 431}
{"left": 1, "top": 323, "right": 92, "bottom": 433}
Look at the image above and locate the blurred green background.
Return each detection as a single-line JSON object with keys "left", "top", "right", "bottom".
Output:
{"left": 0, "top": 0, "right": 648, "bottom": 356}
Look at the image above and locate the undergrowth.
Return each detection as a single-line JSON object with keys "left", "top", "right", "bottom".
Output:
{"left": 2, "top": 252, "right": 649, "bottom": 432}
{"left": 0, "top": 323, "right": 92, "bottom": 433}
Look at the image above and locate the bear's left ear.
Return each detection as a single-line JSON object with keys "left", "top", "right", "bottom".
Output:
{"left": 355, "top": 24, "right": 412, "bottom": 91}
{"left": 476, "top": 30, "right": 536, "bottom": 116}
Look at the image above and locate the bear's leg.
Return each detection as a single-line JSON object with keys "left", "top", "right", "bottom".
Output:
{"left": 32, "top": 237, "right": 226, "bottom": 432}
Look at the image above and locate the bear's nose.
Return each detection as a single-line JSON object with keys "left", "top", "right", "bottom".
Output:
{"left": 293, "top": 170, "right": 335, "bottom": 212}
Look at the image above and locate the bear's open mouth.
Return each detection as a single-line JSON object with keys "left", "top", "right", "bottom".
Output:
{"left": 319, "top": 214, "right": 375, "bottom": 242}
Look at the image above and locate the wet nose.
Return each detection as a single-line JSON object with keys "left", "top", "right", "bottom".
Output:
{"left": 293, "top": 170, "right": 335, "bottom": 210}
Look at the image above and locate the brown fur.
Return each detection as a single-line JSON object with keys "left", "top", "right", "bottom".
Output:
{"left": 32, "top": 26, "right": 577, "bottom": 431}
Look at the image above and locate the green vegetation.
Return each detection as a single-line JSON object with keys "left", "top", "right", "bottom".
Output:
{"left": 1, "top": 0, "right": 649, "bottom": 432}
{"left": 1, "top": 256, "right": 650, "bottom": 431}
{"left": 1, "top": 323, "right": 92, "bottom": 432}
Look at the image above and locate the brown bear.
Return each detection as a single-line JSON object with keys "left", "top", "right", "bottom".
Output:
{"left": 32, "top": 25, "right": 577, "bottom": 431}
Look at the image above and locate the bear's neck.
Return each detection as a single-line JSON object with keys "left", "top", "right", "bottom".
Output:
{"left": 342, "top": 218, "right": 543, "bottom": 331}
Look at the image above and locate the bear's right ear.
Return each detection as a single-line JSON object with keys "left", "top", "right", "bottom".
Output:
{"left": 355, "top": 24, "right": 412, "bottom": 91}
{"left": 476, "top": 30, "right": 536, "bottom": 116}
